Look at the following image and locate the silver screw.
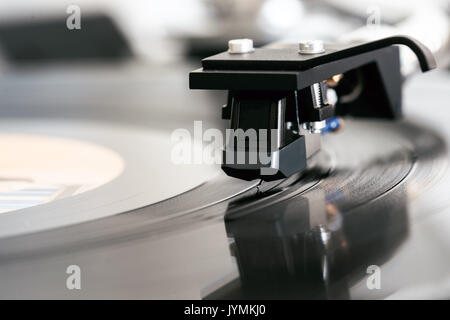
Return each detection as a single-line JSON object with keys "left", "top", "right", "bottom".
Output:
{"left": 228, "top": 39, "right": 254, "bottom": 54}
{"left": 298, "top": 40, "right": 325, "bottom": 54}
{"left": 302, "top": 120, "right": 326, "bottom": 134}
{"left": 311, "top": 83, "right": 324, "bottom": 108}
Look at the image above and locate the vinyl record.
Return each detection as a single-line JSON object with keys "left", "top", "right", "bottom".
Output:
{"left": 0, "top": 62, "right": 449, "bottom": 300}
{"left": 0, "top": 115, "right": 449, "bottom": 299}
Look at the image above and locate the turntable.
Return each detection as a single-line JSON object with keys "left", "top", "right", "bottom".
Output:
{"left": 0, "top": 13, "right": 449, "bottom": 302}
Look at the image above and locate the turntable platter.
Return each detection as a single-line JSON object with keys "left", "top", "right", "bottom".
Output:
{"left": 0, "top": 115, "right": 448, "bottom": 299}
{"left": 0, "top": 65, "right": 449, "bottom": 300}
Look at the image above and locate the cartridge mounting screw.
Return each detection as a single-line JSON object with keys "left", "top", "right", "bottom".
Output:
{"left": 298, "top": 40, "right": 325, "bottom": 54}
{"left": 228, "top": 39, "right": 255, "bottom": 54}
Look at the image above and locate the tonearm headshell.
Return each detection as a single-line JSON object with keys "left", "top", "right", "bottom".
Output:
{"left": 189, "top": 36, "right": 436, "bottom": 181}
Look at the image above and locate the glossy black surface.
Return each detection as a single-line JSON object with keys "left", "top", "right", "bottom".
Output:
{"left": 0, "top": 117, "right": 447, "bottom": 299}
{"left": 0, "top": 64, "right": 449, "bottom": 299}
